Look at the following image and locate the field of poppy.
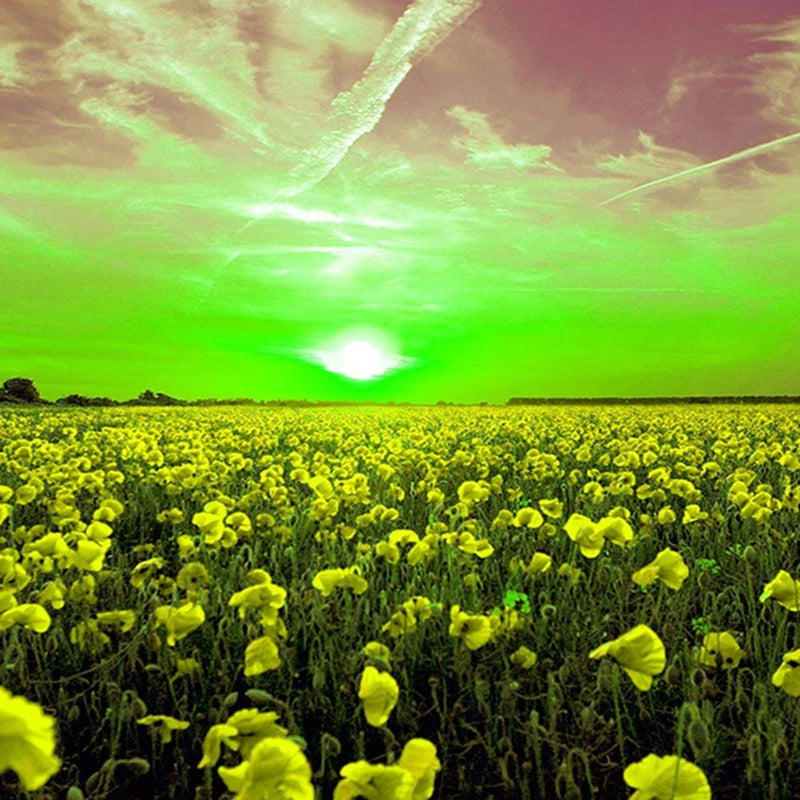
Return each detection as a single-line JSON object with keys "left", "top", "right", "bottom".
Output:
{"left": 1, "top": 404, "right": 799, "bottom": 799}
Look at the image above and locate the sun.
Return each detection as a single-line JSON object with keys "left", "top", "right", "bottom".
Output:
{"left": 337, "top": 340, "right": 384, "bottom": 380}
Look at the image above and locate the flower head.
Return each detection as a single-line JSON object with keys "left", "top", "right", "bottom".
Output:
{"left": 760, "top": 570, "right": 800, "bottom": 611}
{"left": 137, "top": 714, "right": 189, "bottom": 744}
{"left": 589, "top": 624, "right": 666, "bottom": 691}
{"left": 698, "top": 631, "right": 744, "bottom": 669}
{"left": 623, "top": 754, "right": 710, "bottom": 800}
{"left": 632, "top": 549, "right": 689, "bottom": 591}
{"left": 218, "top": 736, "right": 313, "bottom": 800}
{"left": 771, "top": 648, "right": 800, "bottom": 696}
{"left": 448, "top": 605, "right": 492, "bottom": 650}
{"left": 0, "top": 687, "right": 61, "bottom": 791}
{"left": 358, "top": 666, "right": 399, "bottom": 727}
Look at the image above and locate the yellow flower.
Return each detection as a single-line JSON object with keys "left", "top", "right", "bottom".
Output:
{"left": 448, "top": 605, "right": 492, "bottom": 650}
{"left": 632, "top": 549, "right": 689, "bottom": 591}
{"left": 388, "top": 529, "right": 420, "bottom": 547}
{"left": 457, "top": 481, "right": 490, "bottom": 504}
{"left": 176, "top": 534, "right": 196, "bottom": 559}
{"left": 375, "top": 541, "right": 401, "bottom": 563}
{"left": 682, "top": 504, "right": 708, "bottom": 524}
{"left": 0, "top": 686, "right": 61, "bottom": 791}
{"left": 312, "top": 567, "right": 368, "bottom": 597}
{"left": 698, "top": 631, "right": 745, "bottom": 669}
{"left": 136, "top": 714, "right": 189, "bottom": 744}
{"left": 362, "top": 641, "right": 392, "bottom": 662}
{"left": 198, "top": 723, "right": 239, "bottom": 768}
{"left": 513, "top": 507, "right": 544, "bottom": 529}
{"left": 538, "top": 498, "right": 563, "bottom": 519}
{"left": 397, "top": 738, "right": 441, "bottom": 800}
{"left": 656, "top": 507, "right": 676, "bottom": 525}
{"left": 218, "top": 736, "right": 313, "bottom": 800}
{"left": 15, "top": 484, "right": 38, "bottom": 505}
{"left": 597, "top": 516, "right": 634, "bottom": 547}
{"left": 154, "top": 602, "right": 205, "bottom": 646}
{"left": 68, "top": 539, "right": 111, "bottom": 572}
{"left": 358, "top": 666, "right": 399, "bottom": 727}
{"left": 760, "top": 570, "right": 800, "bottom": 611}
{"left": 176, "top": 562, "right": 211, "bottom": 596}
{"left": 510, "top": 646, "right": 538, "bottom": 669}
{"left": 130, "top": 557, "right": 165, "bottom": 588}
{"left": 69, "top": 620, "right": 110, "bottom": 651}
{"left": 244, "top": 635, "right": 281, "bottom": 676}
{"left": 174, "top": 657, "right": 202, "bottom": 680}
{"left": 225, "top": 709, "right": 288, "bottom": 759}
{"left": 95, "top": 610, "right": 136, "bottom": 633}
{"left": 589, "top": 625, "right": 666, "bottom": 691}
{"left": 0, "top": 603, "right": 51, "bottom": 633}
{"left": 623, "top": 754, "right": 710, "bottom": 800}
{"left": 523, "top": 552, "right": 552, "bottom": 575}
{"left": 192, "top": 500, "right": 229, "bottom": 543}
{"left": 771, "top": 648, "right": 800, "bottom": 696}
{"left": 563, "top": 514, "right": 605, "bottom": 558}
{"left": 334, "top": 761, "right": 414, "bottom": 800}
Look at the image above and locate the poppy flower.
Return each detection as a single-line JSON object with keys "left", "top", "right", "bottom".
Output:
{"left": 589, "top": 625, "right": 666, "bottom": 691}
{"left": 771, "top": 648, "right": 800, "bottom": 696}
{"left": 358, "top": 666, "right": 399, "bottom": 727}
{"left": 448, "top": 605, "right": 492, "bottom": 650}
{"left": 623, "top": 754, "right": 710, "bottom": 799}
{"left": 0, "top": 686, "right": 61, "bottom": 790}
{"left": 760, "top": 570, "right": 800, "bottom": 611}
{"left": 632, "top": 549, "right": 689, "bottom": 591}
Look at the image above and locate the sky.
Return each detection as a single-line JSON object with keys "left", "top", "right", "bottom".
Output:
{"left": 1, "top": 0, "right": 799, "bottom": 403}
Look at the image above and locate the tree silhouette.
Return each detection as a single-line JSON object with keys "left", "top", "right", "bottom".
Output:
{"left": 2, "top": 377, "right": 41, "bottom": 403}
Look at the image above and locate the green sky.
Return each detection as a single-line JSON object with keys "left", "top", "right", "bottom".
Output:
{"left": 2, "top": 0, "right": 800, "bottom": 402}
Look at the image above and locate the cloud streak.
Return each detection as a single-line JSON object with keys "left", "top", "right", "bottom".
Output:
{"left": 287, "top": 0, "right": 484, "bottom": 196}
{"left": 598, "top": 130, "right": 800, "bottom": 206}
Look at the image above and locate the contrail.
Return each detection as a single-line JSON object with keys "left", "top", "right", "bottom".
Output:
{"left": 598, "top": 130, "right": 800, "bottom": 207}
{"left": 287, "top": 0, "right": 484, "bottom": 196}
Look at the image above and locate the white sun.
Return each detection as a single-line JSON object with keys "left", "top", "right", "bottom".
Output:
{"left": 338, "top": 340, "right": 384, "bottom": 380}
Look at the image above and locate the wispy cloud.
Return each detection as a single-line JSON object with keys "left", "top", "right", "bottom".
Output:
{"left": 446, "top": 105, "right": 558, "bottom": 171}
{"left": 287, "top": 0, "right": 484, "bottom": 195}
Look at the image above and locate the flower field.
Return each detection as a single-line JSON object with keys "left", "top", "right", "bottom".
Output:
{"left": 1, "top": 404, "right": 799, "bottom": 799}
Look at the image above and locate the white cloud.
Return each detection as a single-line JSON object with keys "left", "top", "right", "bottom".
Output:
{"left": 446, "top": 105, "right": 557, "bottom": 171}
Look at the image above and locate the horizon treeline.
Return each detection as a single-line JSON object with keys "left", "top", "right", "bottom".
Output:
{"left": 2, "top": 377, "right": 799, "bottom": 408}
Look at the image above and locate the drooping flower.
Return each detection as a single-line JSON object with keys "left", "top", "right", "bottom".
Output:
{"left": 154, "top": 602, "right": 205, "bottom": 646}
{"left": 95, "top": 610, "right": 136, "bottom": 633}
{"left": 510, "top": 646, "right": 538, "bottom": 669}
{"left": 597, "top": 516, "right": 634, "bottom": 547}
{"left": 589, "top": 625, "right": 666, "bottom": 691}
{"left": 448, "top": 605, "right": 492, "bottom": 650}
{"left": 312, "top": 567, "right": 368, "bottom": 597}
{"left": 623, "top": 754, "right": 710, "bottom": 800}
{"left": 697, "top": 631, "right": 744, "bottom": 669}
{"left": 523, "top": 552, "right": 552, "bottom": 575}
{"left": 334, "top": 761, "right": 414, "bottom": 800}
{"left": 244, "top": 635, "right": 281, "bottom": 676}
{"left": 136, "top": 714, "right": 190, "bottom": 744}
{"left": 760, "top": 570, "right": 800, "bottom": 611}
{"left": 397, "top": 738, "right": 442, "bottom": 800}
{"left": 0, "top": 686, "right": 61, "bottom": 791}
{"left": 632, "top": 549, "right": 689, "bottom": 591}
{"left": 217, "top": 736, "right": 313, "bottom": 800}
{"left": 0, "top": 603, "right": 52, "bottom": 633}
{"left": 771, "top": 648, "right": 800, "bottom": 696}
{"left": 539, "top": 498, "right": 563, "bottom": 519}
{"left": 358, "top": 666, "right": 399, "bottom": 727}
{"left": 563, "top": 514, "right": 605, "bottom": 558}
{"left": 362, "top": 641, "right": 392, "bottom": 662}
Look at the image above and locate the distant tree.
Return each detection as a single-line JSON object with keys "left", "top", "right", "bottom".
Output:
{"left": 2, "top": 377, "right": 41, "bottom": 403}
{"left": 56, "top": 394, "right": 91, "bottom": 406}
